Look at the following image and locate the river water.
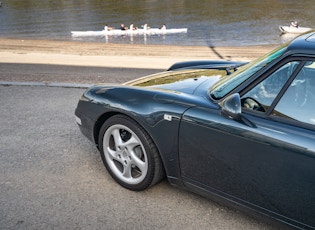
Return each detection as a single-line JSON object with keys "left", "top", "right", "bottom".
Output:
{"left": 0, "top": 0, "right": 314, "bottom": 47}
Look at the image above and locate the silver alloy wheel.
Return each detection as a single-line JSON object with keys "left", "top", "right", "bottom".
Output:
{"left": 102, "top": 124, "right": 148, "bottom": 185}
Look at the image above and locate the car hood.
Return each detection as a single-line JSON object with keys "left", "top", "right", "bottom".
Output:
{"left": 124, "top": 69, "right": 226, "bottom": 95}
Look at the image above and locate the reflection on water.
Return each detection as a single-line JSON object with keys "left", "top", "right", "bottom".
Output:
{"left": 0, "top": 0, "right": 315, "bottom": 46}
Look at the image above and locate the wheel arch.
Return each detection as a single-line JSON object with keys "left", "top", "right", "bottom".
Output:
{"left": 93, "top": 111, "right": 167, "bottom": 171}
{"left": 94, "top": 111, "right": 119, "bottom": 148}
{"left": 92, "top": 102, "right": 185, "bottom": 187}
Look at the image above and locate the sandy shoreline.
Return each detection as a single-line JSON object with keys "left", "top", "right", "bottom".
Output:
{"left": 0, "top": 38, "right": 278, "bottom": 69}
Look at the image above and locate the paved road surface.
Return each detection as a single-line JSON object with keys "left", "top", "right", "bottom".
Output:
{"left": 0, "top": 63, "right": 161, "bottom": 84}
{"left": 0, "top": 65, "right": 279, "bottom": 229}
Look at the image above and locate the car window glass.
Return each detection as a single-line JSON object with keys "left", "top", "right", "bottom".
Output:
{"left": 241, "top": 61, "right": 299, "bottom": 112}
{"left": 211, "top": 46, "right": 286, "bottom": 99}
{"left": 272, "top": 61, "right": 315, "bottom": 125}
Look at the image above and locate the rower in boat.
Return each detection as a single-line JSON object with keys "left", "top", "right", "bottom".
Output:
{"left": 104, "top": 24, "right": 113, "bottom": 31}
{"left": 143, "top": 24, "right": 148, "bottom": 30}
{"left": 290, "top": 21, "right": 299, "bottom": 28}
{"left": 129, "top": 24, "right": 138, "bottom": 30}
{"left": 120, "top": 23, "right": 128, "bottom": 30}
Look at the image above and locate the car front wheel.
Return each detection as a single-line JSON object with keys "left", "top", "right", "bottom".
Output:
{"left": 99, "top": 115, "right": 164, "bottom": 191}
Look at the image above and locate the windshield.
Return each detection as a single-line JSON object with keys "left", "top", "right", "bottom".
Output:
{"left": 210, "top": 45, "right": 287, "bottom": 99}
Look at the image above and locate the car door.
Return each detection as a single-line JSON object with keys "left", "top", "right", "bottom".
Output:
{"left": 178, "top": 59, "right": 315, "bottom": 228}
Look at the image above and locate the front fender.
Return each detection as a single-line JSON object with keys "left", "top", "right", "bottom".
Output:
{"left": 79, "top": 85, "right": 203, "bottom": 183}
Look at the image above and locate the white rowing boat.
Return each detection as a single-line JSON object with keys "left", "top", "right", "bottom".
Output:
{"left": 279, "top": 25, "right": 313, "bottom": 34}
{"left": 71, "top": 28, "right": 188, "bottom": 37}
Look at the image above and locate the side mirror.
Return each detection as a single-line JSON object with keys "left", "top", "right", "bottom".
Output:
{"left": 219, "top": 93, "right": 241, "bottom": 120}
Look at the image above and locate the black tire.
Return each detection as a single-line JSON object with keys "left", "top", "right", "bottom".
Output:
{"left": 98, "top": 114, "right": 165, "bottom": 191}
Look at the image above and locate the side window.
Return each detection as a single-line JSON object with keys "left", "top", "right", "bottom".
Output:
{"left": 241, "top": 61, "right": 299, "bottom": 112}
{"left": 272, "top": 61, "right": 315, "bottom": 125}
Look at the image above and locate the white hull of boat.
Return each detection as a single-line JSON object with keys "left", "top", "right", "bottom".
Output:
{"left": 279, "top": 25, "right": 313, "bottom": 34}
{"left": 71, "top": 28, "right": 188, "bottom": 37}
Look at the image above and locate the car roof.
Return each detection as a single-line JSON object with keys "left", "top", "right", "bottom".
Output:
{"left": 286, "top": 31, "right": 315, "bottom": 55}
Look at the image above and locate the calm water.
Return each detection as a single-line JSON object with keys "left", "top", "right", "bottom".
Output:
{"left": 0, "top": 0, "right": 314, "bottom": 46}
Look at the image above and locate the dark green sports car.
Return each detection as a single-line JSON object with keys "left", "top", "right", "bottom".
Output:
{"left": 75, "top": 32, "right": 315, "bottom": 229}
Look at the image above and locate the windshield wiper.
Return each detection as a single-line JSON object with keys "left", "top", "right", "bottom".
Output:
{"left": 225, "top": 63, "right": 248, "bottom": 75}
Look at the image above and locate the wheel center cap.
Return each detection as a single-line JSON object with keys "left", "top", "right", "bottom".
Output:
{"left": 122, "top": 150, "right": 128, "bottom": 158}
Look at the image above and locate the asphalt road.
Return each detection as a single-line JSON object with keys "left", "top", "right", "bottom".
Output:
{"left": 0, "top": 63, "right": 162, "bottom": 84}
{"left": 0, "top": 65, "right": 279, "bottom": 229}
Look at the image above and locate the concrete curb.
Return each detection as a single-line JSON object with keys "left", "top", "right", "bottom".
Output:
{"left": 0, "top": 81, "right": 92, "bottom": 89}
